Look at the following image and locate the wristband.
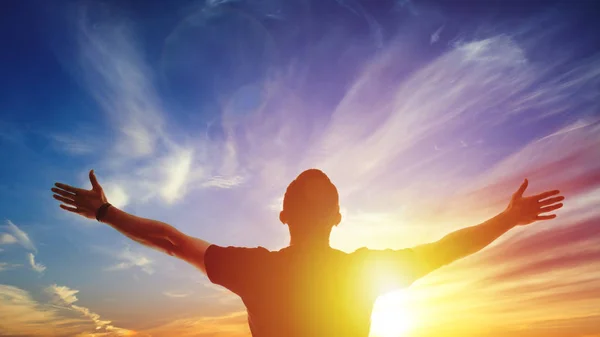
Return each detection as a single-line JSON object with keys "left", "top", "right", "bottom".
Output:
{"left": 96, "top": 203, "right": 112, "bottom": 222}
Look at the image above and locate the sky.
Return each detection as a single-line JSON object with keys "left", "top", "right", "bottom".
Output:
{"left": 0, "top": 0, "right": 599, "bottom": 336}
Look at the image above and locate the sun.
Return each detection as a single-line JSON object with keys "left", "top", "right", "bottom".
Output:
{"left": 370, "top": 290, "right": 415, "bottom": 337}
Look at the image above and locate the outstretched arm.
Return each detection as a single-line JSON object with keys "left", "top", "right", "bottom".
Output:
{"left": 412, "top": 179, "right": 564, "bottom": 276}
{"left": 52, "top": 170, "right": 211, "bottom": 274}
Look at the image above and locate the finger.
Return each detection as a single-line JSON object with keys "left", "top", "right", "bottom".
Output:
{"left": 514, "top": 179, "right": 528, "bottom": 198}
{"left": 539, "top": 203, "right": 563, "bottom": 213}
{"left": 89, "top": 170, "right": 103, "bottom": 191}
{"left": 53, "top": 194, "right": 77, "bottom": 206}
{"left": 535, "top": 214, "right": 557, "bottom": 220}
{"left": 539, "top": 196, "right": 565, "bottom": 206}
{"left": 54, "top": 183, "right": 88, "bottom": 196}
{"left": 51, "top": 187, "right": 76, "bottom": 198}
{"left": 60, "top": 204, "right": 83, "bottom": 214}
{"left": 534, "top": 190, "right": 561, "bottom": 201}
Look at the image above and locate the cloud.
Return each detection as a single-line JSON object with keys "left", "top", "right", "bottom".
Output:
{"left": 105, "top": 247, "right": 154, "bottom": 274}
{"left": 486, "top": 248, "right": 600, "bottom": 285}
{"left": 101, "top": 182, "right": 129, "bottom": 209}
{"left": 140, "top": 311, "right": 249, "bottom": 337}
{"left": 430, "top": 25, "right": 444, "bottom": 44}
{"left": 163, "top": 290, "right": 193, "bottom": 298}
{"left": 0, "top": 284, "right": 92, "bottom": 336}
{"left": 0, "top": 233, "right": 17, "bottom": 245}
{"left": 0, "top": 262, "right": 22, "bottom": 272}
{"left": 201, "top": 175, "right": 245, "bottom": 189}
{"left": 4, "top": 220, "right": 35, "bottom": 251}
{"left": 47, "top": 284, "right": 80, "bottom": 305}
{"left": 72, "top": 5, "right": 247, "bottom": 210}
{"left": 27, "top": 253, "right": 46, "bottom": 273}
{"left": 1, "top": 223, "right": 45, "bottom": 274}
{"left": 50, "top": 134, "right": 95, "bottom": 155}
{"left": 156, "top": 147, "right": 194, "bottom": 204}
{"left": 46, "top": 284, "right": 134, "bottom": 336}
{"left": 77, "top": 7, "right": 165, "bottom": 159}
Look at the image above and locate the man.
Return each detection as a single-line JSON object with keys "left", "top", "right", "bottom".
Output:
{"left": 52, "top": 169, "right": 564, "bottom": 337}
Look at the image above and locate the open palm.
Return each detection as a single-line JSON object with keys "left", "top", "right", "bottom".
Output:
{"left": 51, "top": 170, "right": 108, "bottom": 220}
{"left": 505, "top": 179, "right": 564, "bottom": 226}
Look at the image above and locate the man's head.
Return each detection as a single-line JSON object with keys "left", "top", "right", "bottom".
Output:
{"left": 279, "top": 169, "right": 341, "bottom": 244}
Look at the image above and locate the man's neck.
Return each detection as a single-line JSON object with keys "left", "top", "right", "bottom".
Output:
{"left": 289, "top": 236, "right": 331, "bottom": 250}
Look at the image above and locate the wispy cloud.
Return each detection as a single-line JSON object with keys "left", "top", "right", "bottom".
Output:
{"left": 27, "top": 253, "right": 46, "bottom": 273}
{"left": 3, "top": 220, "right": 35, "bottom": 251}
{"left": 1, "top": 221, "right": 46, "bottom": 274}
{"left": 100, "top": 181, "right": 130, "bottom": 209}
{"left": 77, "top": 7, "right": 165, "bottom": 160}
{"left": 49, "top": 134, "right": 95, "bottom": 155}
{"left": 201, "top": 175, "right": 245, "bottom": 189}
{"left": 104, "top": 246, "right": 154, "bottom": 274}
{"left": 154, "top": 146, "right": 194, "bottom": 204}
{"left": 0, "top": 233, "right": 17, "bottom": 245}
{"left": 163, "top": 290, "right": 193, "bottom": 298}
{"left": 0, "top": 284, "right": 91, "bottom": 336}
{"left": 72, "top": 5, "right": 247, "bottom": 210}
{"left": 141, "top": 311, "right": 249, "bottom": 337}
{"left": 46, "top": 284, "right": 134, "bottom": 335}
{"left": 0, "top": 262, "right": 22, "bottom": 272}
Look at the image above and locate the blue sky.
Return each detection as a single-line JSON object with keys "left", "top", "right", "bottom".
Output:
{"left": 1, "top": 1, "right": 599, "bottom": 336}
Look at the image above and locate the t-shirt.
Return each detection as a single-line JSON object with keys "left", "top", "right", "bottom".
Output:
{"left": 204, "top": 244, "right": 432, "bottom": 337}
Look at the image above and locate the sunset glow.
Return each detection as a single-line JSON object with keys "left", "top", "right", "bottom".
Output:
{"left": 371, "top": 291, "right": 416, "bottom": 337}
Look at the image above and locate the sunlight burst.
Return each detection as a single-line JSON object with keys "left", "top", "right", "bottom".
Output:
{"left": 370, "top": 290, "right": 415, "bottom": 337}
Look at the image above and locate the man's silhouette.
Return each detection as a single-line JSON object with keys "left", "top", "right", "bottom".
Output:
{"left": 52, "top": 169, "right": 564, "bottom": 337}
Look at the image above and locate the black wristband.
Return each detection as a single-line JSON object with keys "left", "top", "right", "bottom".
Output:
{"left": 96, "top": 203, "right": 112, "bottom": 222}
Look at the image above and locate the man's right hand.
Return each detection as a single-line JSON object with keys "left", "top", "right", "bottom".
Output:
{"left": 52, "top": 169, "right": 108, "bottom": 220}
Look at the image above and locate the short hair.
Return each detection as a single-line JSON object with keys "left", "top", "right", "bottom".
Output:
{"left": 283, "top": 169, "right": 339, "bottom": 222}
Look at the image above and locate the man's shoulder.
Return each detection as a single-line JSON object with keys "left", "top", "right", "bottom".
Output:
{"left": 205, "top": 245, "right": 272, "bottom": 264}
{"left": 208, "top": 244, "right": 271, "bottom": 254}
{"left": 204, "top": 245, "right": 274, "bottom": 293}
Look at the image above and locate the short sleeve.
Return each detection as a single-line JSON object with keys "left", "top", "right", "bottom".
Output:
{"left": 204, "top": 245, "right": 269, "bottom": 296}
{"left": 351, "top": 247, "right": 432, "bottom": 297}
